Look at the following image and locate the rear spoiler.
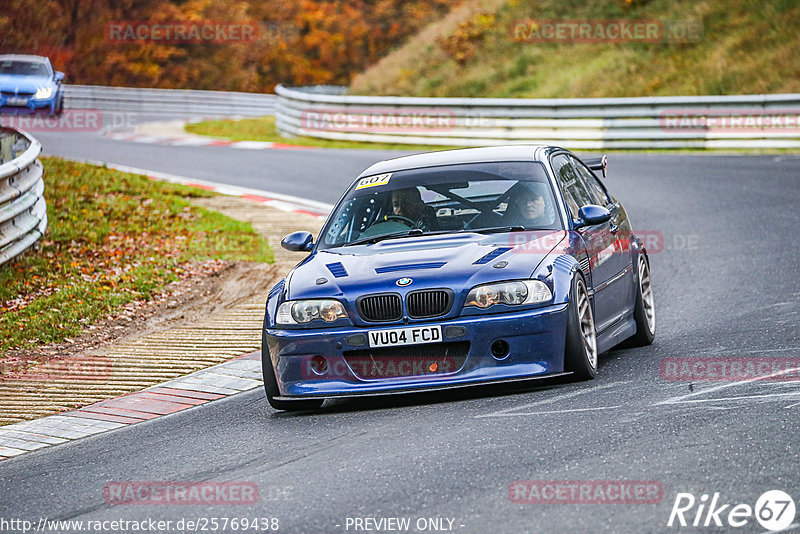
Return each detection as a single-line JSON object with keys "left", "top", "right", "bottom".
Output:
{"left": 585, "top": 155, "right": 607, "bottom": 178}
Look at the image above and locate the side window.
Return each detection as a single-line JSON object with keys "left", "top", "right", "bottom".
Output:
{"left": 324, "top": 194, "right": 383, "bottom": 245}
{"left": 569, "top": 156, "right": 609, "bottom": 206}
{"left": 551, "top": 154, "right": 586, "bottom": 219}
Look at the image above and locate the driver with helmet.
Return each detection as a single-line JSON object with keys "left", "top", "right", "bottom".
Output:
{"left": 389, "top": 187, "right": 438, "bottom": 230}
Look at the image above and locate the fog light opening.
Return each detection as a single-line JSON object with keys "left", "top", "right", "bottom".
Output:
{"left": 310, "top": 355, "right": 328, "bottom": 375}
{"left": 491, "top": 340, "right": 510, "bottom": 360}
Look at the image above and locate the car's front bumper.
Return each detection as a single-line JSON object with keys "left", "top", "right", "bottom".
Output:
{"left": 0, "top": 95, "right": 58, "bottom": 115}
{"left": 264, "top": 303, "right": 569, "bottom": 398}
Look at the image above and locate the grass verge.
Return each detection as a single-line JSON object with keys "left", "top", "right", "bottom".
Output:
{"left": 0, "top": 157, "right": 272, "bottom": 357}
{"left": 184, "top": 116, "right": 463, "bottom": 151}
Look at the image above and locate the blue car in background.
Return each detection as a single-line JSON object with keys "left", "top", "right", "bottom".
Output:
{"left": 0, "top": 54, "right": 65, "bottom": 116}
{"left": 262, "top": 146, "right": 656, "bottom": 410}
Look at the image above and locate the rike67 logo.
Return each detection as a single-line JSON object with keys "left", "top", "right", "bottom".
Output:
{"left": 668, "top": 490, "right": 796, "bottom": 531}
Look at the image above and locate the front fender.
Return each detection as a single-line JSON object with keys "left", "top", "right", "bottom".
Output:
{"left": 263, "top": 278, "right": 286, "bottom": 330}
{"left": 546, "top": 254, "right": 582, "bottom": 306}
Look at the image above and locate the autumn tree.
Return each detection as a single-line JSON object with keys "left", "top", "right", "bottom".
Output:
{"left": 0, "top": 0, "right": 460, "bottom": 92}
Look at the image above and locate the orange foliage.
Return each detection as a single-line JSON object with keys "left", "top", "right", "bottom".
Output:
{"left": 0, "top": 0, "right": 460, "bottom": 91}
{"left": 436, "top": 12, "right": 496, "bottom": 66}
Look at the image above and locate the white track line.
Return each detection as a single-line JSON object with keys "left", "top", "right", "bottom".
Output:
{"left": 476, "top": 380, "right": 632, "bottom": 418}
{"left": 661, "top": 390, "right": 800, "bottom": 405}
{"left": 655, "top": 367, "right": 800, "bottom": 406}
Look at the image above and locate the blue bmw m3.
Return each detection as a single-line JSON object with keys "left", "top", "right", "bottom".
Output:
{"left": 262, "top": 146, "right": 655, "bottom": 410}
{"left": 0, "top": 54, "right": 65, "bottom": 116}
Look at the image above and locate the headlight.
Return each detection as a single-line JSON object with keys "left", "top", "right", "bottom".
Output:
{"left": 276, "top": 299, "right": 348, "bottom": 325}
{"left": 34, "top": 87, "right": 54, "bottom": 99}
{"left": 465, "top": 280, "right": 552, "bottom": 309}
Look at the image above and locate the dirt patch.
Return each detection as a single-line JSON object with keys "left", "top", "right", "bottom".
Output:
{"left": 1, "top": 259, "right": 277, "bottom": 376}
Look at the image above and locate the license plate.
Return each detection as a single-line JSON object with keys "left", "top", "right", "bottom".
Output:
{"left": 368, "top": 325, "right": 442, "bottom": 348}
{"left": 6, "top": 97, "right": 28, "bottom": 106}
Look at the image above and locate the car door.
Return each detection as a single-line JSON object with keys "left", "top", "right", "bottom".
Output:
{"left": 550, "top": 153, "right": 620, "bottom": 332}
{"left": 568, "top": 155, "right": 634, "bottom": 330}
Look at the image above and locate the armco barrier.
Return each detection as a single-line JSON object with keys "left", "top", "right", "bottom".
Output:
{"left": 0, "top": 128, "right": 46, "bottom": 266}
{"left": 275, "top": 85, "right": 800, "bottom": 149}
{"left": 64, "top": 85, "right": 276, "bottom": 118}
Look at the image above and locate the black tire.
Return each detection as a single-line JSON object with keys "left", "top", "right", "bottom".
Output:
{"left": 54, "top": 95, "right": 64, "bottom": 117}
{"left": 628, "top": 253, "right": 656, "bottom": 346}
{"left": 564, "top": 275, "right": 598, "bottom": 380}
{"left": 262, "top": 334, "right": 324, "bottom": 411}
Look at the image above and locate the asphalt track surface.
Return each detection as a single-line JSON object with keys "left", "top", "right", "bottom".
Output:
{"left": 2, "top": 129, "right": 800, "bottom": 533}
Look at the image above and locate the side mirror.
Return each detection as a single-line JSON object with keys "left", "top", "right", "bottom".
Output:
{"left": 281, "top": 231, "right": 314, "bottom": 252}
{"left": 577, "top": 205, "right": 611, "bottom": 227}
{"left": 54, "top": 71, "right": 65, "bottom": 82}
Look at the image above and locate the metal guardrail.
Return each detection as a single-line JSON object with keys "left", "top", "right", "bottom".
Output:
{"left": 0, "top": 128, "right": 46, "bottom": 266}
{"left": 275, "top": 85, "right": 800, "bottom": 149}
{"left": 65, "top": 85, "right": 276, "bottom": 118}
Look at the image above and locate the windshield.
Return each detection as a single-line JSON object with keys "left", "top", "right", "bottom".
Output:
{"left": 319, "top": 160, "right": 561, "bottom": 249}
{"left": 0, "top": 60, "right": 51, "bottom": 77}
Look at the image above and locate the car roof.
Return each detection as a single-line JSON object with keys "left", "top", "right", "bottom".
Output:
{"left": 0, "top": 54, "right": 51, "bottom": 64}
{"left": 357, "top": 145, "right": 560, "bottom": 177}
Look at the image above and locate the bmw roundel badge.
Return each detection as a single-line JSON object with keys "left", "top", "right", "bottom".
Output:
{"left": 396, "top": 277, "right": 413, "bottom": 287}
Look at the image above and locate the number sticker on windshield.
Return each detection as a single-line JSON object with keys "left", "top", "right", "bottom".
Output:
{"left": 356, "top": 173, "right": 392, "bottom": 190}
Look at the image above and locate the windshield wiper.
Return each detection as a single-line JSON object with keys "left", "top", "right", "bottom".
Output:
{"left": 473, "top": 226, "right": 528, "bottom": 234}
{"left": 344, "top": 228, "right": 424, "bottom": 247}
{"left": 344, "top": 226, "right": 529, "bottom": 246}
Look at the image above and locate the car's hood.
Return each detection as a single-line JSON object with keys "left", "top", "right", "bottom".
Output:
{"left": 287, "top": 230, "right": 566, "bottom": 300}
{"left": 0, "top": 74, "right": 53, "bottom": 93}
